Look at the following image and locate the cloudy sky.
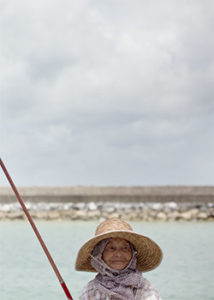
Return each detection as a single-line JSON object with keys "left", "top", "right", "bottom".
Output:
{"left": 0, "top": 0, "right": 213, "bottom": 186}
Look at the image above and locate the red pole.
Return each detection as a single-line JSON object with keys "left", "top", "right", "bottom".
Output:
{"left": 0, "top": 158, "right": 73, "bottom": 300}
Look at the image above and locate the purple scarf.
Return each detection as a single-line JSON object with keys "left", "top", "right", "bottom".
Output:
{"left": 90, "top": 238, "right": 144, "bottom": 300}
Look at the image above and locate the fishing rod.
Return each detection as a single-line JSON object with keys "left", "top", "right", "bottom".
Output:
{"left": 0, "top": 158, "right": 73, "bottom": 300}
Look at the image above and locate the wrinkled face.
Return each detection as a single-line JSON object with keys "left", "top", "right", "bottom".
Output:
{"left": 102, "top": 238, "right": 132, "bottom": 270}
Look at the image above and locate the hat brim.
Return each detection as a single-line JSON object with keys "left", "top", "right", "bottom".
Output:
{"left": 75, "top": 230, "right": 163, "bottom": 272}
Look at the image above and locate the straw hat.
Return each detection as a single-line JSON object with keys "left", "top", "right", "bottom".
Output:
{"left": 75, "top": 218, "right": 163, "bottom": 272}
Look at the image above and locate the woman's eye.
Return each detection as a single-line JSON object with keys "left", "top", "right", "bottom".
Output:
{"left": 123, "top": 246, "right": 130, "bottom": 251}
{"left": 105, "top": 244, "right": 115, "bottom": 252}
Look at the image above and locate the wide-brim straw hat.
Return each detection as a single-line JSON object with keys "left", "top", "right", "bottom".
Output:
{"left": 75, "top": 218, "right": 163, "bottom": 272}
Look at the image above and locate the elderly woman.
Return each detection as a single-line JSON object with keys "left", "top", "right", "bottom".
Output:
{"left": 75, "top": 218, "right": 163, "bottom": 299}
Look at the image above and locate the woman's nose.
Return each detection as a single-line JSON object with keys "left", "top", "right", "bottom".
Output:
{"left": 115, "top": 250, "right": 122, "bottom": 257}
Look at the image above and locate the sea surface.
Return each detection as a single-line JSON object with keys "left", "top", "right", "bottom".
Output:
{"left": 0, "top": 220, "right": 213, "bottom": 300}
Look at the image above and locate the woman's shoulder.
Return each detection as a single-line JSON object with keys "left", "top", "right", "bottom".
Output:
{"left": 79, "top": 279, "right": 95, "bottom": 299}
{"left": 79, "top": 279, "right": 110, "bottom": 300}
{"left": 137, "top": 277, "right": 161, "bottom": 300}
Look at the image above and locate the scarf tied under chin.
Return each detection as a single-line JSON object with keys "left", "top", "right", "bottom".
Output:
{"left": 90, "top": 238, "right": 145, "bottom": 300}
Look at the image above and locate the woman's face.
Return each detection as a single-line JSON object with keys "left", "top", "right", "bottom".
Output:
{"left": 102, "top": 238, "right": 132, "bottom": 270}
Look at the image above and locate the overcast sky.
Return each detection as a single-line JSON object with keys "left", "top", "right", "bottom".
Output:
{"left": 0, "top": 0, "right": 214, "bottom": 187}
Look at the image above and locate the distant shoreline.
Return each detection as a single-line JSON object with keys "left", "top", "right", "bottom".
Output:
{"left": 0, "top": 186, "right": 213, "bottom": 221}
{"left": 0, "top": 186, "right": 213, "bottom": 203}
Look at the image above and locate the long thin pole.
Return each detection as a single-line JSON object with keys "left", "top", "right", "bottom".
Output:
{"left": 0, "top": 158, "right": 73, "bottom": 300}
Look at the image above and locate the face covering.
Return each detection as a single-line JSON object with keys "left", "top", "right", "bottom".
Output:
{"left": 90, "top": 238, "right": 145, "bottom": 300}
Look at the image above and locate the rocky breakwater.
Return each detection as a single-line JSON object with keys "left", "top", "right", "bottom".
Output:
{"left": 0, "top": 186, "right": 213, "bottom": 221}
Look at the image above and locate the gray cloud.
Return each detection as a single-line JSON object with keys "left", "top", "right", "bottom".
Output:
{"left": 0, "top": 0, "right": 213, "bottom": 186}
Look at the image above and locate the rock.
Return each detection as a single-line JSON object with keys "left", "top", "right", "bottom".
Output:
{"left": 75, "top": 210, "right": 88, "bottom": 218}
{"left": 126, "top": 212, "right": 138, "bottom": 221}
{"left": 47, "top": 211, "right": 60, "bottom": 220}
{"left": 8, "top": 212, "right": 24, "bottom": 220}
{"left": 168, "top": 211, "right": 180, "bottom": 220}
{"left": 156, "top": 212, "right": 168, "bottom": 221}
{"left": 165, "top": 202, "right": 178, "bottom": 210}
{"left": 150, "top": 203, "right": 163, "bottom": 210}
{"left": 88, "top": 210, "right": 100, "bottom": 219}
{"left": 187, "top": 208, "right": 199, "bottom": 218}
{"left": 179, "top": 209, "right": 199, "bottom": 220}
{"left": 180, "top": 211, "right": 193, "bottom": 221}
{"left": 0, "top": 200, "right": 213, "bottom": 221}
{"left": 34, "top": 211, "right": 49, "bottom": 219}
{"left": 0, "top": 212, "right": 8, "bottom": 219}
{"left": 102, "top": 205, "right": 116, "bottom": 213}
{"left": 87, "top": 202, "right": 97, "bottom": 210}
{"left": 107, "top": 212, "right": 120, "bottom": 219}
{"left": 197, "top": 212, "right": 208, "bottom": 220}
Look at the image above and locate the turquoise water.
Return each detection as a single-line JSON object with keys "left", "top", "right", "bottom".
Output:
{"left": 0, "top": 221, "right": 214, "bottom": 300}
